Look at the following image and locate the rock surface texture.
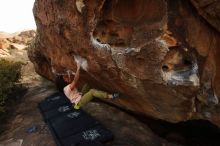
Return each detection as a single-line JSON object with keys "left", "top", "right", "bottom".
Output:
{"left": 29, "top": 0, "right": 220, "bottom": 126}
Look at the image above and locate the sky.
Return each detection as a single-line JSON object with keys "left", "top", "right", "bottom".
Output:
{"left": 0, "top": 0, "right": 36, "bottom": 33}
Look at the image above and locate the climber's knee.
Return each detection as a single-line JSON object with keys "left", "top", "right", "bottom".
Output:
{"left": 89, "top": 89, "right": 96, "bottom": 94}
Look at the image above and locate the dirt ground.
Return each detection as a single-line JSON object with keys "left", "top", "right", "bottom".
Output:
{"left": 0, "top": 82, "right": 57, "bottom": 146}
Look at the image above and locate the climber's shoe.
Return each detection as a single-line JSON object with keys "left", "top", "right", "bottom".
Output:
{"left": 74, "top": 104, "right": 80, "bottom": 110}
{"left": 112, "top": 93, "right": 120, "bottom": 99}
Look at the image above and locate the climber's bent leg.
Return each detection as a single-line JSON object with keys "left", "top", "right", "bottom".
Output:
{"left": 74, "top": 89, "right": 108, "bottom": 109}
{"left": 80, "top": 84, "right": 91, "bottom": 95}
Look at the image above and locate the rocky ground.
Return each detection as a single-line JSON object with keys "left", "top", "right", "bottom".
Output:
{"left": 0, "top": 83, "right": 181, "bottom": 146}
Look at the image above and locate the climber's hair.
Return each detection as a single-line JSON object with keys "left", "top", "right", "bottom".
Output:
{"left": 55, "top": 75, "right": 68, "bottom": 93}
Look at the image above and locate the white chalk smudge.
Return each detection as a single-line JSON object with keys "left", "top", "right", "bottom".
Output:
{"left": 124, "top": 47, "right": 141, "bottom": 53}
{"left": 76, "top": 0, "right": 85, "bottom": 13}
{"left": 90, "top": 34, "right": 111, "bottom": 51}
{"left": 74, "top": 55, "right": 88, "bottom": 71}
{"left": 51, "top": 66, "right": 75, "bottom": 76}
{"left": 155, "top": 36, "right": 169, "bottom": 50}
{"left": 162, "top": 63, "right": 200, "bottom": 86}
{"left": 212, "top": 93, "right": 219, "bottom": 105}
{"left": 90, "top": 34, "right": 142, "bottom": 54}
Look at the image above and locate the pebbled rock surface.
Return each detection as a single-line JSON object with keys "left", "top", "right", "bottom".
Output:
{"left": 29, "top": 0, "right": 220, "bottom": 126}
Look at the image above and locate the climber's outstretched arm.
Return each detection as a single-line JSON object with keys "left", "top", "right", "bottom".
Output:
{"left": 69, "top": 63, "right": 80, "bottom": 90}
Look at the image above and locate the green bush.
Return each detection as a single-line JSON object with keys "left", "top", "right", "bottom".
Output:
{"left": 0, "top": 59, "right": 22, "bottom": 112}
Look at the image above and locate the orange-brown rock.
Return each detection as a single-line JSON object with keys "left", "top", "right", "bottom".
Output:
{"left": 0, "top": 35, "right": 10, "bottom": 49}
{"left": 29, "top": 0, "right": 220, "bottom": 126}
{"left": 191, "top": 0, "right": 220, "bottom": 33}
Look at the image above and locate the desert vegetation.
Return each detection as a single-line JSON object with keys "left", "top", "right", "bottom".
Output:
{"left": 0, "top": 59, "right": 22, "bottom": 112}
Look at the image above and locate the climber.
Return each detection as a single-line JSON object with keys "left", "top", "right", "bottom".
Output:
{"left": 62, "top": 62, "right": 119, "bottom": 109}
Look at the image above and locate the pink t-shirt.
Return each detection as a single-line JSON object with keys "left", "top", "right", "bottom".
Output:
{"left": 63, "top": 84, "right": 82, "bottom": 104}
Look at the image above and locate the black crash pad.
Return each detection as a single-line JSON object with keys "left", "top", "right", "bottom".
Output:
{"left": 61, "top": 125, "right": 113, "bottom": 146}
{"left": 39, "top": 92, "right": 113, "bottom": 146}
{"left": 77, "top": 141, "right": 103, "bottom": 146}
{"left": 38, "top": 92, "right": 71, "bottom": 112}
{"left": 41, "top": 104, "right": 73, "bottom": 121}
{"left": 49, "top": 110, "right": 99, "bottom": 138}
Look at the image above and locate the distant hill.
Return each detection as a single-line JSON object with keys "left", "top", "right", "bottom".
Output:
{"left": 0, "top": 30, "right": 36, "bottom": 57}
{"left": 0, "top": 30, "right": 36, "bottom": 50}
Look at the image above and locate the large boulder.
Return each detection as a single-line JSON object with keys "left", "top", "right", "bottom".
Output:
{"left": 191, "top": 0, "right": 220, "bottom": 33}
{"left": 29, "top": 0, "right": 220, "bottom": 126}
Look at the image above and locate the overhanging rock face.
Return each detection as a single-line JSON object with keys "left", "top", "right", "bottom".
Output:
{"left": 29, "top": 0, "right": 220, "bottom": 126}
